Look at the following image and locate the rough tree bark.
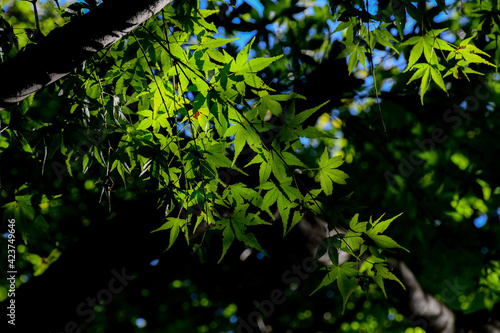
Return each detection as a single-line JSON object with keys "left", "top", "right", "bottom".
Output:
{"left": 0, "top": 0, "right": 173, "bottom": 110}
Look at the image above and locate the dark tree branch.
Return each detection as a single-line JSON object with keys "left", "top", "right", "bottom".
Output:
{"left": 390, "top": 260, "right": 500, "bottom": 333}
{"left": 390, "top": 259, "right": 456, "bottom": 333}
{"left": 0, "top": 0, "right": 173, "bottom": 110}
{"left": 31, "top": 0, "right": 40, "bottom": 33}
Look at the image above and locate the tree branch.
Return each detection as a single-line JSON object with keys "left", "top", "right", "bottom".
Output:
{"left": 390, "top": 259, "right": 456, "bottom": 333}
{"left": 0, "top": 0, "right": 173, "bottom": 110}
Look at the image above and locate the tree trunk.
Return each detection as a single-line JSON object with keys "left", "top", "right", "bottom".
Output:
{"left": 0, "top": 0, "right": 173, "bottom": 110}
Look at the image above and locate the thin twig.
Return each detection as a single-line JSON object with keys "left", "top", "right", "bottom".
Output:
{"left": 366, "top": 0, "right": 388, "bottom": 139}
{"left": 31, "top": 0, "right": 40, "bottom": 33}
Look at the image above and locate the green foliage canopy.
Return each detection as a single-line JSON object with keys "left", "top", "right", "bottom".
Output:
{"left": 1, "top": 0, "right": 500, "bottom": 331}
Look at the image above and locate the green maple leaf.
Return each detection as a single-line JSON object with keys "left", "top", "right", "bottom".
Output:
{"left": 365, "top": 213, "right": 409, "bottom": 252}
{"left": 406, "top": 63, "right": 447, "bottom": 104}
{"left": 310, "top": 262, "right": 359, "bottom": 313}
{"left": 316, "top": 148, "right": 348, "bottom": 195}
